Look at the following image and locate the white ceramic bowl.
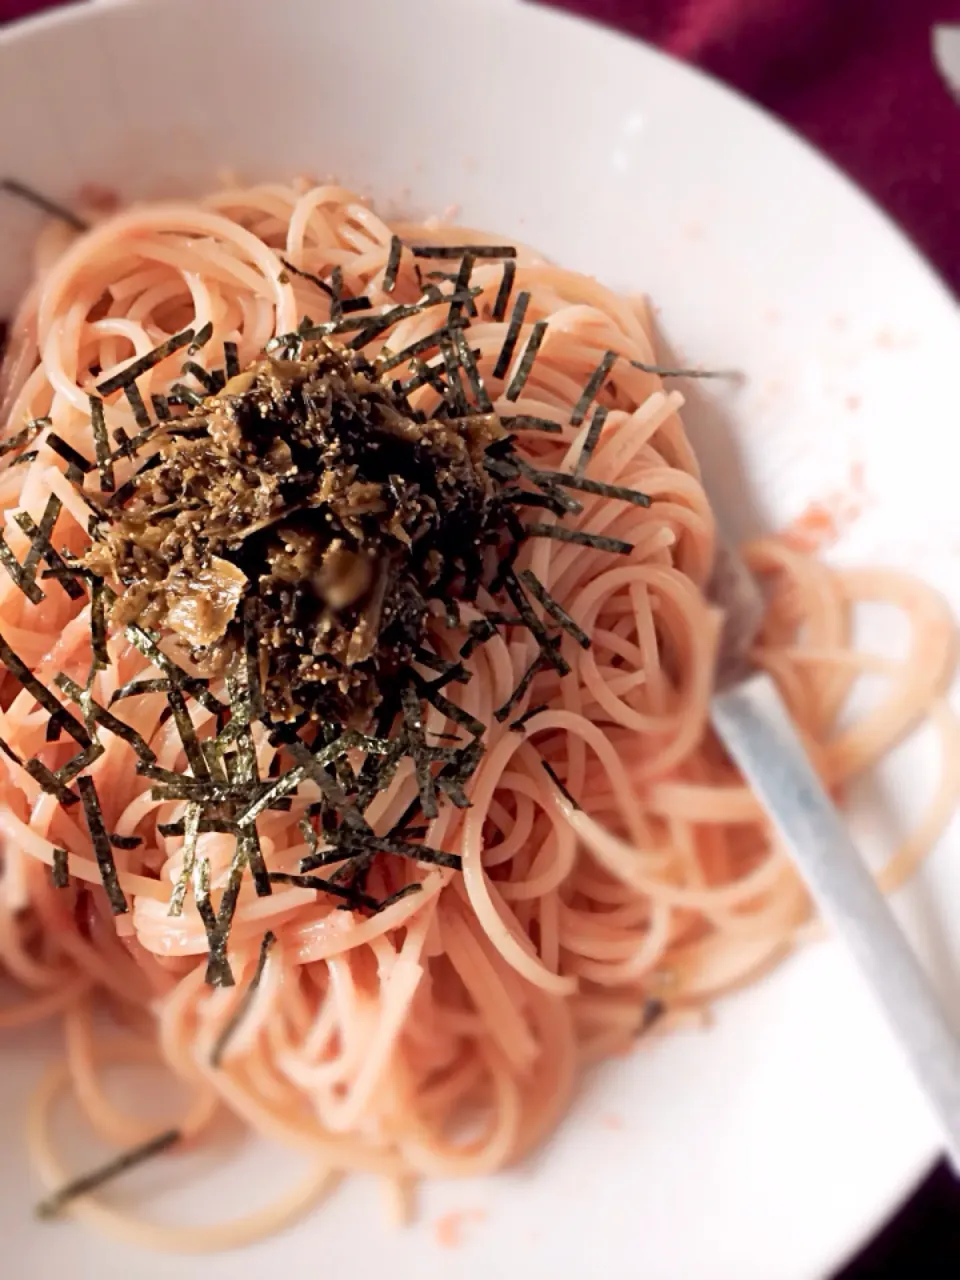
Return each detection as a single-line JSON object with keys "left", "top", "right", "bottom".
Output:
{"left": 2, "top": 3, "right": 959, "bottom": 1278}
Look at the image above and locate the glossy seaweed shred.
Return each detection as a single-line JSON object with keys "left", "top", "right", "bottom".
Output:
{"left": 492, "top": 259, "right": 516, "bottom": 322}
{"left": 1, "top": 178, "right": 88, "bottom": 232}
{"left": 570, "top": 350, "right": 617, "bottom": 426}
{"left": 210, "top": 930, "right": 277, "bottom": 1067}
{"left": 51, "top": 847, "right": 69, "bottom": 889}
{"left": 524, "top": 522, "right": 634, "bottom": 555}
{"left": 518, "top": 568, "right": 591, "bottom": 649}
{"left": 78, "top": 775, "right": 128, "bottom": 914}
{"left": 505, "top": 319, "right": 547, "bottom": 402}
{"left": 493, "top": 290, "right": 530, "bottom": 380}
{"left": 96, "top": 328, "right": 195, "bottom": 396}
{"left": 36, "top": 1129, "right": 181, "bottom": 1220}
{"left": 410, "top": 244, "right": 516, "bottom": 260}
{"left": 541, "top": 757, "right": 581, "bottom": 810}
{"left": 383, "top": 236, "right": 403, "bottom": 293}
{"left": 88, "top": 396, "right": 115, "bottom": 491}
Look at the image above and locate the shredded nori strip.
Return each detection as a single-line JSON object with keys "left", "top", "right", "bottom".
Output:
{"left": 640, "top": 997, "right": 666, "bottom": 1033}
{"left": 1, "top": 178, "right": 88, "bottom": 232}
{"left": 573, "top": 403, "right": 607, "bottom": 479}
{"left": 223, "top": 341, "right": 240, "bottom": 380}
{"left": 492, "top": 259, "right": 516, "bottom": 322}
{"left": 493, "top": 290, "right": 530, "bottom": 380}
{"left": 505, "top": 320, "right": 547, "bottom": 402}
{"left": 151, "top": 393, "right": 171, "bottom": 421}
{"left": 279, "top": 257, "right": 336, "bottom": 301}
{"left": 167, "top": 382, "right": 204, "bottom": 408}
{"left": 541, "top": 757, "right": 581, "bottom": 810}
{"left": 410, "top": 244, "right": 516, "bottom": 260}
{"left": 12, "top": 504, "right": 85, "bottom": 604}
{"left": 35, "top": 1128, "right": 181, "bottom": 1220}
{"left": 518, "top": 568, "right": 590, "bottom": 649}
{"left": 524, "top": 523, "right": 634, "bottom": 556}
{"left": 88, "top": 396, "right": 115, "bottom": 491}
{"left": 499, "top": 413, "right": 562, "bottom": 434}
{"left": 502, "top": 570, "right": 570, "bottom": 676}
{"left": 494, "top": 653, "right": 549, "bottom": 723}
{"left": 54, "top": 674, "right": 156, "bottom": 763}
{"left": 509, "top": 702, "right": 548, "bottom": 733}
{"left": 383, "top": 236, "right": 403, "bottom": 293}
{"left": 210, "top": 930, "right": 276, "bottom": 1067}
{"left": 96, "top": 328, "right": 195, "bottom": 396}
{"left": 51, "top": 847, "right": 69, "bottom": 889}
{"left": 45, "top": 433, "right": 93, "bottom": 478}
{"left": 268, "top": 871, "right": 380, "bottom": 910}
{"left": 451, "top": 325, "right": 493, "bottom": 413}
{"left": 181, "top": 360, "right": 217, "bottom": 394}
{"left": 187, "top": 322, "right": 214, "bottom": 355}
{"left": 570, "top": 351, "right": 617, "bottom": 426}
{"left": 78, "top": 775, "right": 128, "bottom": 914}
{"left": 0, "top": 532, "right": 43, "bottom": 604}
{"left": 0, "top": 632, "right": 91, "bottom": 746}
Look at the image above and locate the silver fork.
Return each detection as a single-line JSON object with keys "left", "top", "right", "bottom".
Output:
{"left": 708, "top": 539, "right": 960, "bottom": 1173}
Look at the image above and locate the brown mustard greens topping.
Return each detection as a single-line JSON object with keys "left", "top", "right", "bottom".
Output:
{"left": 85, "top": 340, "right": 506, "bottom": 721}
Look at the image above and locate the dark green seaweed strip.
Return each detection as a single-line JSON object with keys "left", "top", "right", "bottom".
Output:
{"left": 167, "top": 803, "right": 201, "bottom": 918}
{"left": 409, "top": 244, "right": 516, "bottom": 260}
{"left": 502, "top": 569, "right": 570, "bottom": 676}
{"left": 78, "top": 776, "right": 128, "bottom": 915}
{"left": 494, "top": 653, "right": 549, "bottom": 723}
{"left": 375, "top": 883, "right": 424, "bottom": 912}
{"left": 492, "top": 290, "right": 530, "bottom": 380}
{"left": 629, "top": 358, "right": 728, "bottom": 379}
{"left": 492, "top": 259, "right": 516, "bottom": 322}
{"left": 51, "top": 848, "right": 69, "bottom": 889}
{"left": 45, "top": 433, "right": 93, "bottom": 478}
{"left": 499, "top": 414, "right": 562, "bottom": 434}
{"left": 1, "top": 178, "right": 88, "bottom": 232}
{"left": 124, "top": 624, "right": 224, "bottom": 716}
{"left": 448, "top": 252, "right": 477, "bottom": 323}
{"left": 451, "top": 326, "right": 493, "bottom": 413}
{"left": 508, "top": 702, "right": 549, "bottom": 733}
{"left": 328, "top": 265, "right": 344, "bottom": 322}
{"left": 268, "top": 872, "right": 380, "bottom": 910}
{"left": 518, "top": 568, "right": 590, "bottom": 649}
{"left": 187, "top": 322, "right": 214, "bottom": 355}
{"left": 0, "top": 632, "right": 91, "bottom": 746}
{"left": 19, "top": 496, "right": 64, "bottom": 601}
{"left": 0, "top": 534, "right": 43, "bottom": 604}
{"left": 167, "top": 383, "right": 204, "bottom": 408}
{"left": 505, "top": 320, "right": 547, "bottom": 402}
{"left": 223, "top": 341, "right": 240, "bottom": 380}
{"left": 151, "top": 393, "right": 171, "bottom": 421}
{"left": 35, "top": 1129, "right": 181, "bottom": 1220}
{"left": 54, "top": 674, "right": 156, "bottom": 764}
{"left": 193, "top": 856, "right": 234, "bottom": 988}
{"left": 524, "top": 523, "right": 634, "bottom": 556}
{"left": 210, "top": 930, "right": 277, "bottom": 1067}
{"left": 279, "top": 257, "right": 336, "bottom": 300}
{"left": 0, "top": 418, "right": 46, "bottom": 466}
{"left": 96, "top": 328, "right": 195, "bottom": 396}
{"left": 383, "top": 236, "right": 403, "bottom": 293}
{"left": 88, "top": 396, "right": 115, "bottom": 491}
{"left": 24, "top": 757, "right": 81, "bottom": 807}
{"left": 547, "top": 470, "right": 652, "bottom": 509}
{"left": 378, "top": 324, "right": 458, "bottom": 373}
{"left": 181, "top": 361, "right": 216, "bottom": 394}
{"left": 570, "top": 351, "right": 617, "bottom": 426}
{"left": 573, "top": 403, "right": 607, "bottom": 480}
{"left": 541, "top": 757, "right": 581, "bottom": 810}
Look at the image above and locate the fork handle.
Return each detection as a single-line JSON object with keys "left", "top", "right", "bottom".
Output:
{"left": 712, "top": 671, "right": 960, "bottom": 1176}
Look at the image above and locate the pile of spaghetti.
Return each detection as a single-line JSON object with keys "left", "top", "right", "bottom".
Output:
{"left": 0, "top": 180, "right": 957, "bottom": 1251}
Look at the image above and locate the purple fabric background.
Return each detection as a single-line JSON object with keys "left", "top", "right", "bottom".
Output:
{"left": 3, "top": 0, "right": 960, "bottom": 1275}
